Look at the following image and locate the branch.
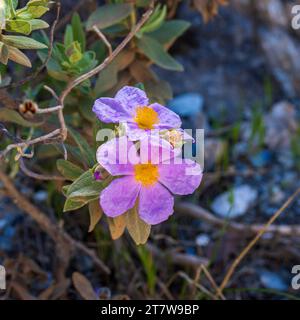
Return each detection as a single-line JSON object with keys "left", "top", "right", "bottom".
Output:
{"left": 36, "top": 105, "right": 62, "bottom": 114}
{"left": 176, "top": 201, "right": 300, "bottom": 237}
{"left": 216, "top": 187, "right": 300, "bottom": 297}
{"left": 59, "top": 1, "right": 155, "bottom": 105}
{"left": 146, "top": 243, "right": 209, "bottom": 269}
{"left": 0, "top": 122, "right": 22, "bottom": 143}
{"left": 44, "top": 85, "right": 59, "bottom": 101}
{"left": 0, "top": 169, "right": 110, "bottom": 275}
{"left": 0, "top": 129, "right": 61, "bottom": 159}
{"left": 20, "top": 158, "right": 65, "bottom": 181}
{"left": 92, "top": 25, "right": 112, "bottom": 57}
{"left": 1, "top": 2, "right": 155, "bottom": 157}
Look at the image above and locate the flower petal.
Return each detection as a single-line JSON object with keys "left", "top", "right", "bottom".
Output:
{"left": 151, "top": 103, "right": 182, "bottom": 129}
{"left": 158, "top": 159, "right": 202, "bottom": 195}
{"left": 100, "top": 176, "right": 141, "bottom": 217}
{"left": 93, "top": 97, "right": 131, "bottom": 123}
{"left": 115, "top": 86, "right": 149, "bottom": 113}
{"left": 123, "top": 122, "right": 149, "bottom": 141}
{"left": 96, "top": 136, "right": 140, "bottom": 176}
{"left": 139, "top": 135, "right": 175, "bottom": 164}
{"left": 138, "top": 183, "right": 174, "bottom": 225}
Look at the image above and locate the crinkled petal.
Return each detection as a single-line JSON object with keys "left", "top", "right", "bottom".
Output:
{"left": 115, "top": 86, "right": 149, "bottom": 114}
{"left": 100, "top": 176, "right": 141, "bottom": 217}
{"left": 93, "top": 97, "right": 131, "bottom": 123}
{"left": 158, "top": 159, "right": 202, "bottom": 195}
{"left": 123, "top": 122, "right": 149, "bottom": 141}
{"left": 151, "top": 103, "right": 182, "bottom": 129}
{"left": 139, "top": 135, "right": 176, "bottom": 164}
{"left": 138, "top": 183, "right": 174, "bottom": 225}
{"left": 96, "top": 136, "right": 139, "bottom": 176}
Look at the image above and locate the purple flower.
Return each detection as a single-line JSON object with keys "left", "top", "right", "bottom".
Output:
{"left": 92, "top": 86, "right": 181, "bottom": 141}
{"left": 97, "top": 136, "right": 202, "bottom": 225}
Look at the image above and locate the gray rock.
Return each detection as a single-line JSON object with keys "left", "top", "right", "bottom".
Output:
{"left": 33, "top": 190, "right": 48, "bottom": 202}
{"left": 211, "top": 185, "right": 258, "bottom": 218}
{"left": 259, "top": 28, "right": 300, "bottom": 97}
{"left": 168, "top": 93, "right": 204, "bottom": 117}
{"left": 269, "top": 186, "right": 285, "bottom": 205}
{"left": 256, "top": 0, "right": 289, "bottom": 27}
{"left": 265, "top": 101, "right": 298, "bottom": 150}
{"left": 196, "top": 234, "right": 210, "bottom": 247}
{"left": 259, "top": 270, "right": 288, "bottom": 291}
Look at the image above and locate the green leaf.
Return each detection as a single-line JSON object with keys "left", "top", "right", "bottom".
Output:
{"left": 5, "top": 0, "right": 17, "bottom": 19}
{"left": 136, "top": 0, "right": 151, "bottom": 7}
{"left": 66, "top": 170, "right": 103, "bottom": 199}
{"left": 149, "top": 20, "right": 191, "bottom": 45}
{"left": 78, "top": 96, "right": 95, "bottom": 122}
{"left": 86, "top": 3, "right": 133, "bottom": 30}
{"left": 0, "top": 42, "right": 9, "bottom": 64}
{"left": 88, "top": 200, "right": 103, "bottom": 232}
{"left": 94, "top": 49, "right": 134, "bottom": 95}
{"left": 125, "top": 203, "right": 151, "bottom": 245}
{"left": 144, "top": 78, "right": 173, "bottom": 102}
{"left": 64, "top": 25, "right": 73, "bottom": 48}
{"left": 65, "top": 41, "right": 82, "bottom": 64}
{"left": 2, "top": 35, "right": 47, "bottom": 49}
{"left": 139, "top": 4, "right": 166, "bottom": 35}
{"left": 137, "top": 35, "right": 183, "bottom": 72}
{"left": 5, "top": 19, "right": 32, "bottom": 35}
{"left": 30, "top": 19, "right": 49, "bottom": 31}
{"left": 64, "top": 195, "right": 97, "bottom": 212}
{"left": 68, "top": 127, "right": 96, "bottom": 167}
{"left": 56, "top": 159, "right": 84, "bottom": 181}
{"left": 94, "top": 63, "right": 118, "bottom": 95}
{"left": 71, "top": 13, "right": 86, "bottom": 51}
{"left": 0, "top": 1, "right": 5, "bottom": 29}
{"left": 7, "top": 45, "right": 31, "bottom": 67}
{"left": 0, "top": 108, "right": 42, "bottom": 126}
{"left": 17, "top": 0, "right": 49, "bottom": 19}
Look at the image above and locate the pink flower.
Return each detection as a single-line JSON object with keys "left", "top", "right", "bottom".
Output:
{"left": 92, "top": 86, "right": 181, "bottom": 141}
{"left": 97, "top": 136, "right": 202, "bottom": 225}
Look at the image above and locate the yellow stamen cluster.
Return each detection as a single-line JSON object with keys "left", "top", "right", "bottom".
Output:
{"left": 134, "top": 106, "right": 159, "bottom": 130}
{"left": 134, "top": 163, "right": 159, "bottom": 187}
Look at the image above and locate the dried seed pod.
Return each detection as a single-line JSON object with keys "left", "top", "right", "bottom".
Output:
{"left": 19, "top": 100, "right": 38, "bottom": 118}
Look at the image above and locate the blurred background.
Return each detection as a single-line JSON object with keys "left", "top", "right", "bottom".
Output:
{"left": 0, "top": 0, "right": 300, "bottom": 300}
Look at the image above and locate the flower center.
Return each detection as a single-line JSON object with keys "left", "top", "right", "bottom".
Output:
{"left": 134, "top": 106, "right": 159, "bottom": 130}
{"left": 134, "top": 163, "right": 159, "bottom": 186}
{"left": 165, "top": 129, "right": 183, "bottom": 148}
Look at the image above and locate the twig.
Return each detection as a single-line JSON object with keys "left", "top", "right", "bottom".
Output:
{"left": 146, "top": 242, "right": 209, "bottom": 269}
{"left": 44, "top": 85, "right": 59, "bottom": 101}
{"left": 20, "top": 158, "right": 65, "bottom": 181}
{"left": 92, "top": 25, "right": 112, "bottom": 56}
{"left": 59, "top": 1, "right": 155, "bottom": 105}
{"left": 56, "top": 0, "right": 86, "bottom": 31}
{"left": 1, "top": 2, "right": 154, "bottom": 156}
{"left": 176, "top": 202, "right": 300, "bottom": 237}
{"left": 2, "top": 2, "right": 61, "bottom": 89}
{"left": 217, "top": 187, "right": 300, "bottom": 297}
{"left": 0, "top": 129, "right": 61, "bottom": 159}
{"left": 37, "top": 105, "right": 62, "bottom": 114}
{"left": 200, "top": 265, "right": 226, "bottom": 300}
{"left": 0, "top": 122, "right": 22, "bottom": 143}
{"left": 0, "top": 169, "right": 110, "bottom": 274}
{"left": 167, "top": 271, "right": 217, "bottom": 300}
